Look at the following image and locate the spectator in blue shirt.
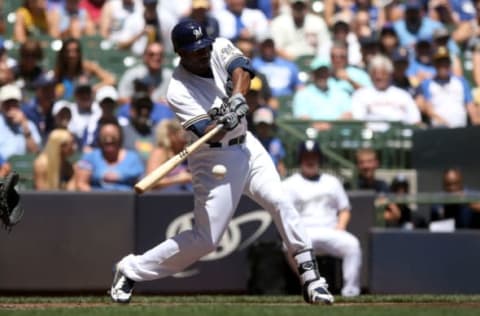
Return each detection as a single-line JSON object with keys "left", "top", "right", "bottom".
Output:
{"left": 21, "top": 72, "right": 57, "bottom": 143}
{"left": 292, "top": 58, "right": 352, "bottom": 126}
{"left": 251, "top": 107, "right": 287, "bottom": 177}
{"left": 406, "top": 38, "right": 436, "bottom": 87}
{"left": 0, "top": 84, "right": 41, "bottom": 160}
{"left": 75, "top": 119, "right": 144, "bottom": 191}
{"left": 182, "top": 0, "right": 220, "bottom": 39}
{"left": 252, "top": 38, "right": 303, "bottom": 97}
{"left": 393, "top": 1, "right": 444, "bottom": 50}
{"left": 429, "top": 0, "right": 476, "bottom": 45}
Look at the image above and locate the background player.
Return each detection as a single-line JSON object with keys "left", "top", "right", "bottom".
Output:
{"left": 110, "top": 20, "right": 334, "bottom": 305}
{"left": 283, "top": 140, "right": 362, "bottom": 297}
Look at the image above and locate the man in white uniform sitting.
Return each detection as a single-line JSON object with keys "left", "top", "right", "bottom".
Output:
{"left": 283, "top": 140, "right": 362, "bottom": 297}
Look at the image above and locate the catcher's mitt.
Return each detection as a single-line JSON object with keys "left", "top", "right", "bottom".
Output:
{"left": 0, "top": 172, "right": 24, "bottom": 231}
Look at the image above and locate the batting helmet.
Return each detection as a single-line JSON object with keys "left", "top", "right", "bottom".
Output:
{"left": 171, "top": 20, "right": 213, "bottom": 52}
{"left": 297, "top": 139, "right": 322, "bottom": 163}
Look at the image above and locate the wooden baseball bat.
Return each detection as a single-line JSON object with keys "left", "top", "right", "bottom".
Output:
{"left": 134, "top": 124, "right": 224, "bottom": 194}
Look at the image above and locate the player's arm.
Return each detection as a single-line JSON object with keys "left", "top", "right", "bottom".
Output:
{"left": 336, "top": 208, "right": 350, "bottom": 231}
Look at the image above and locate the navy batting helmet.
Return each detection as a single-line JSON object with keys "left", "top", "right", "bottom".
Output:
{"left": 171, "top": 20, "right": 213, "bottom": 52}
{"left": 297, "top": 139, "right": 322, "bottom": 163}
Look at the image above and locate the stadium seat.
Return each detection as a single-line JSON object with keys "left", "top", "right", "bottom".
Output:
{"left": 8, "top": 153, "right": 36, "bottom": 190}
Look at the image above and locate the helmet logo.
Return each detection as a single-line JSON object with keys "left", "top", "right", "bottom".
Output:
{"left": 193, "top": 27, "right": 203, "bottom": 40}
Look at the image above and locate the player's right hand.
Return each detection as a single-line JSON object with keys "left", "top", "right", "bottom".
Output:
{"left": 218, "top": 112, "right": 239, "bottom": 131}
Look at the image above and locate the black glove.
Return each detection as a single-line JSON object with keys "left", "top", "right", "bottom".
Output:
{"left": 0, "top": 172, "right": 24, "bottom": 231}
{"left": 218, "top": 112, "right": 239, "bottom": 131}
{"left": 228, "top": 93, "right": 249, "bottom": 118}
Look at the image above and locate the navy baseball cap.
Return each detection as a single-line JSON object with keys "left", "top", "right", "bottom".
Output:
{"left": 171, "top": 20, "right": 213, "bottom": 52}
{"left": 297, "top": 139, "right": 322, "bottom": 162}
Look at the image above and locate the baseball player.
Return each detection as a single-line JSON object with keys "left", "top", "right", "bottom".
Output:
{"left": 283, "top": 140, "right": 362, "bottom": 297}
{"left": 110, "top": 20, "right": 334, "bottom": 305}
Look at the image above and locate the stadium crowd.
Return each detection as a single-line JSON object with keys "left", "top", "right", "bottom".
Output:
{"left": 0, "top": 0, "right": 479, "bottom": 201}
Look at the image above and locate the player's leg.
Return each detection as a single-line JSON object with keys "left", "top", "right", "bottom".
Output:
{"left": 111, "top": 148, "right": 249, "bottom": 302}
{"left": 243, "top": 133, "right": 333, "bottom": 304}
{"left": 308, "top": 227, "right": 362, "bottom": 297}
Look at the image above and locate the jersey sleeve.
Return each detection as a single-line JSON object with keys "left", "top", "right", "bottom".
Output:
{"left": 333, "top": 176, "right": 351, "bottom": 211}
{"left": 211, "top": 38, "right": 247, "bottom": 75}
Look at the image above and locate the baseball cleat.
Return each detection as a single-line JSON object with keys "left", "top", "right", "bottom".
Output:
{"left": 304, "top": 278, "right": 335, "bottom": 305}
{"left": 110, "top": 263, "right": 135, "bottom": 304}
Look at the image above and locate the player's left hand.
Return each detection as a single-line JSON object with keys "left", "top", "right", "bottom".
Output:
{"left": 228, "top": 93, "right": 249, "bottom": 118}
{"left": 218, "top": 112, "right": 239, "bottom": 131}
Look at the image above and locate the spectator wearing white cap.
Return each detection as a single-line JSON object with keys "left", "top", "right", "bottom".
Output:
{"left": 252, "top": 106, "right": 286, "bottom": 177}
{"left": 52, "top": 100, "right": 74, "bottom": 130}
{"left": 0, "top": 84, "right": 41, "bottom": 159}
{"left": 83, "top": 85, "right": 120, "bottom": 149}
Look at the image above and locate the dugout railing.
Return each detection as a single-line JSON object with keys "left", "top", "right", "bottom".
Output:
{"left": 275, "top": 118, "right": 418, "bottom": 188}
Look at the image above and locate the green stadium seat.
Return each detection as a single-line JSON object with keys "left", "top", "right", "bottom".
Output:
{"left": 8, "top": 153, "right": 36, "bottom": 190}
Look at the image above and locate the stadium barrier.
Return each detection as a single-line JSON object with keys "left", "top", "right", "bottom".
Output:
{"left": 0, "top": 191, "right": 374, "bottom": 294}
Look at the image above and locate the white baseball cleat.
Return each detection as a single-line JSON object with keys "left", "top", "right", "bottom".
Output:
{"left": 304, "top": 278, "right": 335, "bottom": 305}
{"left": 110, "top": 263, "right": 135, "bottom": 304}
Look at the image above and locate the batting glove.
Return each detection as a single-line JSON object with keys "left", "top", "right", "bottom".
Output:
{"left": 218, "top": 112, "right": 239, "bottom": 131}
{"left": 228, "top": 93, "right": 249, "bottom": 118}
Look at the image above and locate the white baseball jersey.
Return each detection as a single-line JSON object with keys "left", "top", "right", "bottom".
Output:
{"left": 283, "top": 173, "right": 351, "bottom": 229}
{"left": 117, "top": 37, "right": 315, "bottom": 287}
{"left": 167, "top": 38, "right": 247, "bottom": 145}
{"left": 351, "top": 85, "right": 421, "bottom": 124}
{"left": 283, "top": 172, "right": 361, "bottom": 297}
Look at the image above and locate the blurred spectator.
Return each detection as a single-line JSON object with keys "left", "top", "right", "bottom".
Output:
{"left": 251, "top": 107, "right": 286, "bottom": 177}
{"left": 14, "top": 0, "right": 59, "bottom": 43}
{"left": 392, "top": 1, "right": 444, "bottom": 50}
{"left": 117, "top": 0, "right": 176, "bottom": 55}
{"left": 119, "top": 92, "right": 156, "bottom": 161}
{"left": 283, "top": 139, "right": 362, "bottom": 297}
{"left": 52, "top": 100, "right": 74, "bottom": 130}
{"left": 270, "top": 0, "right": 330, "bottom": 60}
{"left": 33, "top": 129, "right": 77, "bottom": 191}
{"left": 351, "top": 54, "right": 421, "bottom": 125}
{"left": 246, "top": 0, "right": 273, "bottom": 19}
{"left": 182, "top": 0, "right": 220, "bottom": 39}
{"left": 234, "top": 37, "right": 274, "bottom": 107}
{"left": 351, "top": 148, "right": 388, "bottom": 193}
{"left": 75, "top": 119, "right": 144, "bottom": 191}
{"left": 430, "top": 167, "right": 480, "bottom": 229}
{"left": 428, "top": 0, "right": 477, "bottom": 46}
{"left": 384, "top": 0, "right": 404, "bottom": 22}
{"left": 328, "top": 41, "right": 372, "bottom": 95}
{"left": 99, "top": 0, "right": 143, "bottom": 44}
{"left": 214, "top": 0, "right": 269, "bottom": 42}
{"left": 79, "top": 0, "right": 107, "bottom": 29}
{"left": 54, "top": 38, "right": 116, "bottom": 100}
{"left": 390, "top": 48, "right": 417, "bottom": 97}
{"left": 245, "top": 77, "right": 270, "bottom": 127}
{"left": 319, "top": 18, "right": 362, "bottom": 68}
{"left": 351, "top": 8, "right": 374, "bottom": 40}
{"left": 146, "top": 119, "right": 192, "bottom": 192}
{"left": 0, "top": 155, "right": 12, "bottom": 178}
{"left": 11, "top": 39, "right": 45, "bottom": 97}
{"left": 68, "top": 83, "right": 102, "bottom": 147}
{"left": 117, "top": 41, "right": 172, "bottom": 103}
{"left": 379, "top": 24, "right": 400, "bottom": 58}
{"left": 384, "top": 175, "right": 427, "bottom": 229}
{"left": 323, "top": 0, "right": 355, "bottom": 27}
{"left": 83, "top": 85, "right": 120, "bottom": 149}
{"left": 50, "top": 0, "right": 96, "bottom": 39}
{"left": 417, "top": 46, "right": 479, "bottom": 128}
{"left": 432, "top": 27, "right": 463, "bottom": 76}
{"left": 252, "top": 38, "right": 303, "bottom": 98}
{"left": 0, "top": 84, "right": 41, "bottom": 159}
{"left": 406, "top": 38, "right": 436, "bottom": 87}
{"left": 292, "top": 58, "right": 352, "bottom": 125}
{"left": 358, "top": 35, "right": 381, "bottom": 69}
{"left": 351, "top": 0, "right": 385, "bottom": 31}
{"left": 21, "top": 72, "right": 57, "bottom": 142}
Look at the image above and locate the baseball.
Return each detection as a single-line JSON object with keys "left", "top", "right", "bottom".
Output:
{"left": 212, "top": 164, "right": 227, "bottom": 180}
